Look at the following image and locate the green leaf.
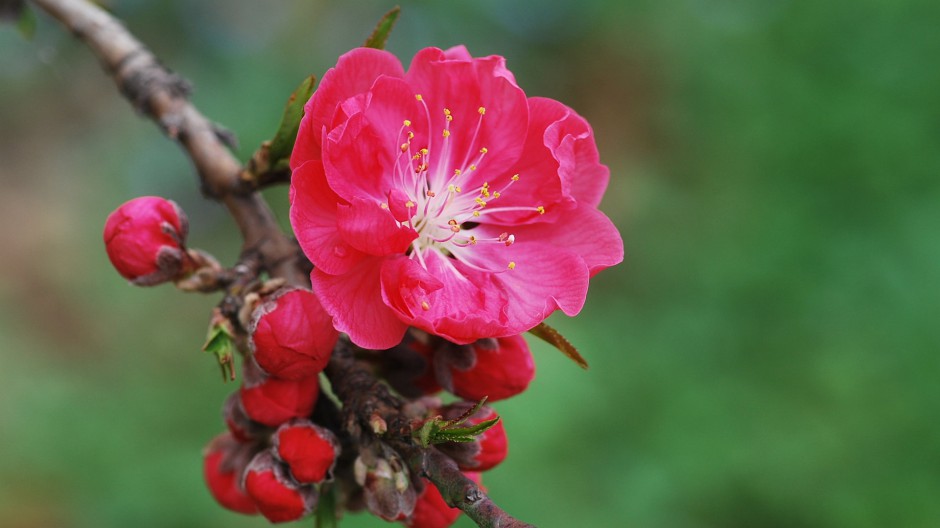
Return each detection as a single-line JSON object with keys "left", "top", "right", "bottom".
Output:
{"left": 413, "top": 397, "right": 499, "bottom": 446}
{"left": 202, "top": 322, "right": 236, "bottom": 382}
{"left": 267, "top": 75, "right": 317, "bottom": 169}
{"left": 528, "top": 322, "right": 589, "bottom": 369}
{"left": 364, "top": 7, "right": 400, "bottom": 50}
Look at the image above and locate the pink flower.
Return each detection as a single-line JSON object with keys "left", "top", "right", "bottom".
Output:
{"left": 103, "top": 196, "right": 190, "bottom": 286}
{"left": 290, "top": 46, "right": 623, "bottom": 349}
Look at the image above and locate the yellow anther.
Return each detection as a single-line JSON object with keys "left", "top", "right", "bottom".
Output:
{"left": 511, "top": 174, "right": 520, "bottom": 181}
{"left": 403, "top": 120, "right": 412, "bottom": 127}
{"left": 413, "top": 154, "right": 421, "bottom": 160}
{"left": 408, "top": 131, "right": 414, "bottom": 139}
{"left": 482, "top": 182, "right": 489, "bottom": 189}
{"left": 492, "top": 192, "right": 501, "bottom": 199}
{"left": 454, "top": 169, "right": 462, "bottom": 176}
{"left": 415, "top": 94, "right": 423, "bottom": 101}
{"left": 468, "top": 235, "right": 477, "bottom": 244}
{"left": 442, "top": 129, "right": 451, "bottom": 138}
{"left": 478, "top": 107, "right": 486, "bottom": 115}
{"left": 448, "top": 219, "right": 458, "bottom": 225}
{"left": 405, "top": 200, "right": 415, "bottom": 208}
{"left": 443, "top": 108, "right": 451, "bottom": 115}
{"left": 472, "top": 211, "right": 481, "bottom": 217}
{"left": 380, "top": 203, "right": 388, "bottom": 209}
{"left": 536, "top": 206, "right": 545, "bottom": 215}
{"left": 475, "top": 197, "right": 487, "bottom": 207}
{"left": 446, "top": 115, "right": 453, "bottom": 122}
{"left": 421, "top": 301, "right": 430, "bottom": 311}
{"left": 469, "top": 164, "right": 477, "bottom": 171}
{"left": 455, "top": 186, "right": 461, "bottom": 193}
{"left": 427, "top": 191, "right": 436, "bottom": 197}
{"left": 508, "top": 261, "right": 516, "bottom": 270}
{"left": 400, "top": 143, "right": 408, "bottom": 152}
{"left": 448, "top": 184, "right": 456, "bottom": 193}
{"left": 451, "top": 225, "right": 460, "bottom": 233}
{"left": 420, "top": 148, "right": 429, "bottom": 155}
{"left": 482, "top": 189, "right": 490, "bottom": 198}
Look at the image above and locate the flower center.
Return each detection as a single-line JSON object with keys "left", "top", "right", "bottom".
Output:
{"left": 381, "top": 95, "right": 545, "bottom": 278}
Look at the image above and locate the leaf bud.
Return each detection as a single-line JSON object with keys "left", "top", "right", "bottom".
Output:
{"left": 436, "top": 403, "right": 507, "bottom": 472}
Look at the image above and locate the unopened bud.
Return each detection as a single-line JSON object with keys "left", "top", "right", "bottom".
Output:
{"left": 250, "top": 289, "right": 339, "bottom": 380}
{"left": 370, "top": 413, "right": 388, "bottom": 435}
{"left": 446, "top": 335, "right": 535, "bottom": 402}
{"left": 103, "top": 196, "right": 191, "bottom": 286}
{"left": 240, "top": 358, "right": 320, "bottom": 427}
{"left": 272, "top": 419, "right": 340, "bottom": 484}
{"left": 243, "top": 449, "right": 319, "bottom": 523}
{"left": 202, "top": 432, "right": 260, "bottom": 516}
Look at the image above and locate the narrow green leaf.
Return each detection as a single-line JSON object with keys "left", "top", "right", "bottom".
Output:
{"left": 528, "top": 322, "right": 589, "bottom": 369}
{"left": 267, "top": 75, "right": 317, "bottom": 168}
{"left": 364, "top": 7, "right": 401, "bottom": 50}
{"left": 439, "top": 397, "right": 488, "bottom": 429}
{"left": 432, "top": 416, "right": 500, "bottom": 444}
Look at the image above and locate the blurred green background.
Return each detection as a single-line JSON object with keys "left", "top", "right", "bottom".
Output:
{"left": 2, "top": 0, "right": 939, "bottom": 526}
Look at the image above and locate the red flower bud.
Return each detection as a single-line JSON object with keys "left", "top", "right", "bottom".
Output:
{"left": 103, "top": 196, "right": 190, "bottom": 286}
{"left": 447, "top": 335, "right": 535, "bottom": 402}
{"left": 250, "top": 289, "right": 339, "bottom": 380}
{"left": 436, "top": 403, "right": 507, "bottom": 472}
{"left": 240, "top": 358, "right": 319, "bottom": 427}
{"left": 223, "top": 391, "right": 268, "bottom": 442}
{"left": 244, "top": 449, "right": 318, "bottom": 523}
{"left": 273, "top": 419, "right": 340, "bottom": 484}
{"left": 202, "top": 433, "right": 259, "bottom": 516}
{"left": 404, "top": 473, "right": 482, "bottom": 528}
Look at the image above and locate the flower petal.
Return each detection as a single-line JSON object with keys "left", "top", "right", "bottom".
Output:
{"left": 481, "top": 206, "right": 623, "bottom": 276}
{"left": 404, "top": 47, "right": 529, "bottom": 192}
{"left": 453, "top": 237, "right": 589, "bottom": 333}
{"left": 382, "top": 251, "right": 510, "bottom": 344}
{"left": 322, "top": 77, "right": 423, "bottom": 203}
{"left": 336, "top": 197, "right": 418, "bottom": 256}
{"left": 312, "top": 258, "right": 408, "bottom": 350}
{"left": 289, "top": 162, "right": 365, "bottom": 275}
{"left": 291, "top": 48, "right": 405, "bottom": 169}
{"left": 531, "top": 97, "right": 609, "bottom": 208}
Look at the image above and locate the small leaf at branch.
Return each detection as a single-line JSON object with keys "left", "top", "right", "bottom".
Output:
{"left": 364, "top": 7, "right": 401, "bottom": 50}
{"left": 267, "top": 75, "right": 316, "bottom": 169}
{"left": 528, "top": 322, "right": 589, "bottom": 369}
{"left": 202, "top": 312, "right": 237, "bottom": 382}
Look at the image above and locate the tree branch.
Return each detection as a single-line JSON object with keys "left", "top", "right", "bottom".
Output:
{"left": 30, "top": 0, "right": 306, "bottom": 286}
{"left": 29, "top": 1, "right": 535, "bottom": 526}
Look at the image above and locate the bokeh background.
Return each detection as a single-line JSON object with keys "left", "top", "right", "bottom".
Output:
{"left": 2, "top": 0, "right": 939, "bottom": 526}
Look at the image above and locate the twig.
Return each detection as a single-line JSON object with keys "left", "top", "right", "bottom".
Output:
{"left": 30, "top": 0, "right": 306, "bottom": 286}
